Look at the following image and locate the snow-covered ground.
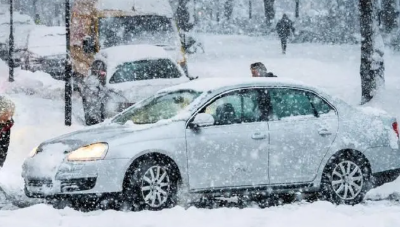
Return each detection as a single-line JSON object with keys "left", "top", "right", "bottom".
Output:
{"left": 1, "top": 34, "right": 400, "bottom": 225}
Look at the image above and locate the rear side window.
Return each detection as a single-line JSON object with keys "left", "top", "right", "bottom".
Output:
{"left": 110, "top": 59, "right": 182, "bottom": 84}
{"left": 269, "top": 89, "right": 315, "bottom": 120}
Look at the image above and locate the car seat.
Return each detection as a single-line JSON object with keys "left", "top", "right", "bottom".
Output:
{"left": 215, "top": 103, "right": 237, "bottom": 125}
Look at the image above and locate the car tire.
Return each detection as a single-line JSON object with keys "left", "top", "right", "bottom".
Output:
{"left": 319, "top": 152, "right": 371, "bottom": 205}
{"left": 124, "top": 158, "right": 179, "bottom": 211}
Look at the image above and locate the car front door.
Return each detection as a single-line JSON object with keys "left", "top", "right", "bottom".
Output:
{"left": 268, "top": 88, "right": 338, "bottom": 184}
{"left": 186, "top": 88, "right": 270, "bottom": 191}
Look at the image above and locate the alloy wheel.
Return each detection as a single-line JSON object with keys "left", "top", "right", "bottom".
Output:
{"left": 140, "top": 166, "right": 171, "bottom": 208}
{"left": 331, "top": 161, "right": 364, "bottom": 200}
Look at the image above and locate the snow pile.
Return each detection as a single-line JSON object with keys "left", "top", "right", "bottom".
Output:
{"left": 2, "top": 201, "right": 400, "bottom": 226}
{"left": 0, "top": 64, "right": 65, "bottom": 100}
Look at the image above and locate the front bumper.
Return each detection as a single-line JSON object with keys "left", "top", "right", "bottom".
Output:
{"left": 23, "top": 158, "right": 131, "bottom": 198}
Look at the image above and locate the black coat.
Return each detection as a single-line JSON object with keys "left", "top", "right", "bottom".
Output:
{"left": 276, "top": 17, "right": 295, "bottom": 39}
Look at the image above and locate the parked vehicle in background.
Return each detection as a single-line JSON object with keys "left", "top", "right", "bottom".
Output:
{"left": 5, "top": 25, "right": 45, "bottom": 68}
{"left": 0, "top": 12, "right": 34, "bottom": 60}
{"left": 23, "top": 78, "right": 400, "bottom": 210}
{"left": 71, "top": 0, "right": 187, "bottom": 88}
{"left": 22, "top": 26, "right": 66, "bottom": 80}
{"left": 81, "top": 44, "right": 191, "bottom": 125}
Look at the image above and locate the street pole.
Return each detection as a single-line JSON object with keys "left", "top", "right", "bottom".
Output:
{"left": 295, "top": 0, "right": 299, "bottom": 18}
{"left": 8, "top": 0, "right": 14, "bottom": 82}
{"left": 65, "top": 0, "right": 72, "bottom": 126}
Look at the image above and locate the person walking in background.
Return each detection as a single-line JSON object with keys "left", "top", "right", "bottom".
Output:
{"left": 276, "top": 14, "right": 295, "bottom": 54}
{"left": 0, "top": 95, "right": 15, "bottom": 167}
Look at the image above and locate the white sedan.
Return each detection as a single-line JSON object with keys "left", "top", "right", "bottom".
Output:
{"left": 23, "top": 77, "right": 400, "bottom": 210}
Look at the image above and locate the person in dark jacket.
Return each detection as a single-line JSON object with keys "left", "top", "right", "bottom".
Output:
{"left": 0, "top": 95, "right": 15, "bottom": 167}
{"left": 251, "top": 62, "right": 277, "bottom": 77}
{"left": 276, "top": 14, "right": 295, "bottom": 54}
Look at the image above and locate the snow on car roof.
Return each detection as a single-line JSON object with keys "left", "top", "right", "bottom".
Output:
{"left": 98, "top": 44, "right": 170, "bottom": 63}
{"left": 160, "top": 77, "right": 313, "bottom": 94}
{"left": 96, "top": 0, "right": 173, "bottom": 17}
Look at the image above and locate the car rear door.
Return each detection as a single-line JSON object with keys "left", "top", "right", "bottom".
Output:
{"left": 268, "top": 88, "right": 338, "bottom": 184}
{"left": 185, "top": 88, "right": 270, "bottom": 191}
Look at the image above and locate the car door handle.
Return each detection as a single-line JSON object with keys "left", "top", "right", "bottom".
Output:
{"left": 318, "top": 129, "right": 332, "bottom": 136}
{"left": 252, "top": 132, "right": 267, "bottom": 140}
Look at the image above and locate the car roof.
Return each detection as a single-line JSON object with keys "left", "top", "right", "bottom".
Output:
{"left": 160, "top": 77, "right": 317, "bottom": 94}
{"left": 97, "top": 44, "right": 171, "bottom": 65}
{"left": 96, "top": 0, "right": 174, "bottom": 17}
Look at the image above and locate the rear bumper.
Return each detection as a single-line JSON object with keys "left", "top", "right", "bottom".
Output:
{"left": 372, "top": 168, "right": 400, "bottom": 188}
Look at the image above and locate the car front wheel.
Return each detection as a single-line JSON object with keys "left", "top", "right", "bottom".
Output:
{"left": 320, "top": 152, "right": 371, "bottom": 205}
{"left": 124, "top": 159, "right": 178, "bottom": 211}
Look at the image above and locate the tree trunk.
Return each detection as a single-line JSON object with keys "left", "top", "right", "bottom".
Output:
{"left": 224, "top": 0, "right": 234, "bottom": 20}
{"left": 249, "top": 0, "right": 252, "bottom": 19}
{"left": 263, "top": 0, "right": 275, "bottom": 27}
{"left": 381, "top": 0, "right": 397, "bottom": 32}
{"left": 359, "top": 0, "right": 385, "bottom": 104}
{"left": 295, "top": 0, "right": 299, "bottom": 18}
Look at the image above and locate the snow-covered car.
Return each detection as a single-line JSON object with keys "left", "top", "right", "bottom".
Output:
{"left": 81, "top": 44, "right": 192, "bottom": 126}
{"left": 22, "top": 77, "right": 400, "bottom": 210}
{"left": 22, "top": 26, "right": 66, "bottom": 80}
{"left": 0, "top": 12, "right": 34, "bottom": 60}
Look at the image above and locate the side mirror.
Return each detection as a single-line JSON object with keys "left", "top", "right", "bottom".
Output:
{"left": 190, "top": 113, "right": 215, "bottom": 129}
{"left": 83, "top": 36, "right": 96, "bottom": 54}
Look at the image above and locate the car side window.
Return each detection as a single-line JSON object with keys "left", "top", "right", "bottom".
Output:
{"left": 203, "top": 91, "right": 242, "bottom": 125}
{"left": 309, "top": 93, "right": 335, "bottom": 116}
{"left": 200, "top": 89, "right": 262, "bottom": 126}
{"left": 269, "top": 89, "right": 315, "bottom": 120}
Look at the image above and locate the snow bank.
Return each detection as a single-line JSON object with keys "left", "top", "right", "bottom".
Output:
{"left": 0, "top": 64, "right": 65, "bottom": 100}
{"left": 2, "top": 201, "right": 400, "bottom": 226}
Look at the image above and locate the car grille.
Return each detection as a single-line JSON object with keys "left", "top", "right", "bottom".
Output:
{"left": 60, "top": 177, "right": 97, "bottom": 192}
{"left": 26, "top": 179, "right": 53, "bottom": 187}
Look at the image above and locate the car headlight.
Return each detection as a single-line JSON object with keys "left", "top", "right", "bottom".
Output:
{"left": 67, "top": 143, "right": 108, "bottom": 162}
{"left": 28, "top": 146, "right": 39, "bottom": 158}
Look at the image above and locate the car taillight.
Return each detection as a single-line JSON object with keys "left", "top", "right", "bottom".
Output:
{"left": 392, "top": 122, "right": 399, "bottom": 138}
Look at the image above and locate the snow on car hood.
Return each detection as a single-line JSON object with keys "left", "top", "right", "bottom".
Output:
{"left": 42, "top": 124, "right": 135, "bottom": 149}
{"left": 107, "top": 77, "right": 190, "bottom": 103}
{"left": 40, "top": 120, "right": 187, "bottom": 152}
{"left": 29, "top": 46, "right": 66, "bottom": 58}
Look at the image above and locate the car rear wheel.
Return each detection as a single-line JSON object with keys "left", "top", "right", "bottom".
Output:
{"left": 320, "top": 152, "right": 371, "bottom": 205}
{"left": 124, "top": 158, "right": 178, "bottom": 211}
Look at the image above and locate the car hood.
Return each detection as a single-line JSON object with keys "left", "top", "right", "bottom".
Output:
{"left": 40, "top": 121, "right": 186, "bottom": 151}
{"left": 41, "top": 124, "right": 135, "bottom": 149}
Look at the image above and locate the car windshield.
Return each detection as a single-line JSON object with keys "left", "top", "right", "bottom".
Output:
{"left": 110, "top": 59, "right": 182, "bottom": 84}
{"left": 99, "top": 15, "right": 177, "bottom": 49}
{"left": 112, "top": 90, "right": 201, "bottom": 125}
